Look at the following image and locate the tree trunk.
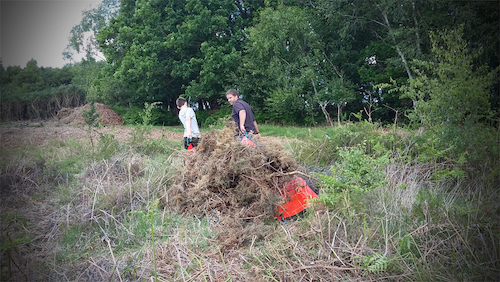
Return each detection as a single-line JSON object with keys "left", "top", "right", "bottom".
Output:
{"left": 381, "top": 8, "right": 413, "bottom": 80}
{"left": 319, "top": 102, "right": 334, "bottom": 127}
{"left": 337, "top": 104, "right": 342, "bottom": 127}
{"left": 311, "top": 78, "right": 333, "bottom": 127}
{"left": 412, "top": 1, "right": 422, "bottom": 55}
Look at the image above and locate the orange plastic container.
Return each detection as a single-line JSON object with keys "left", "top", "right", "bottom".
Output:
{"left": 241, "top": 136, "right": 256, "bottom": 147}
{"left": 277, "top": 176, "right": 318, "bottom": 220}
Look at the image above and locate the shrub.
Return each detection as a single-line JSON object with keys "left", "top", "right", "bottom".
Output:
{"left": 316, "top": 146, "right": 389, "bottom": 217}
{"left": 112, "top": 105, "right": 178, "bottom": 126}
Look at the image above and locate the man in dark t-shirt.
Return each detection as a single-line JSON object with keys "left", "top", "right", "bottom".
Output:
{"left": 226, "top": 89, "right": 260, "bottom": 136}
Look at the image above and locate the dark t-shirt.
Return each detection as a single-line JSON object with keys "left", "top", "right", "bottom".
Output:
{"left": 231, "top": 99, "right": 256, "bottom": 134}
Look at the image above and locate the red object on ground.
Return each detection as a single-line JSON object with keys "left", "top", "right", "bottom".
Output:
{"left": 187, "top": 143, "right": 194, "bottom": 150}
{"left": 277, "top": 176, "right": 318, "bottom": 220}
{"left": 241, "top": 136, "right": 256, "bottom": 147}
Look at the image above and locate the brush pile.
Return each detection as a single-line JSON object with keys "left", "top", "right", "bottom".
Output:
{"left": 57, "top": 103, "right": 124, "bottom": 125}
{"left": 162, "top": 122, "right": 305, "bottom": 249}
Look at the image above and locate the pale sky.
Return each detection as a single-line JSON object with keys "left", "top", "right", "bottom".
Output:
{"left": 1, "top": 0, "right": 103, "bottom": 69}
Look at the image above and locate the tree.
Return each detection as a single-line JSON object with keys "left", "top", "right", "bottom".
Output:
{"left": 64, "top": 0, "right": 120, "bottom": 63}
{"left": 64, "top": 0, "right": 499, "bottom": 125}
{"left": 95, "top": 0, "right": 264, "bottom": 111}
{"left": 243, "top": 5, "right": 355, "bottom": 125}
{"left": 41, "top": 66, "right": 73, "bottom": 88}
{"left": 70, "top": 57, "right": 106, "bottom": 95}
{"left": 403, "top": 26, "right": 498, "bottom": 127}
{"left": 401, "top": 26, "right": 499, "bottom": 159}
{"left": 311, "top": 0, "right": 425, "bottom": 123}
{"left": 14, "top": 59, "right": 44, "bottom": 94}
{"left": 89, "top": 66, "right": 132, "bottom": 107}
{"left": 0, "top": 65, "right": 23, "bottom": 120}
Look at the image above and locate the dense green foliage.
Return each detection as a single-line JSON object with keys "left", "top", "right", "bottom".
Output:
{"left": 0, "top": 58, "right": 100, "bottom": 120}
{"left": 2, "top": 1, "right": 498, "bottom": 127}
{"left": 397, "top": 26, "right": 499, "bottom": 165}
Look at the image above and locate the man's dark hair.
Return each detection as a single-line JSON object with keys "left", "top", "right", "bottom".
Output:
{"left": 176, "top": 97, "right": 187, "bottom": 108}
{"left": 226, "top": 89, "right": 239, "bottom": 97}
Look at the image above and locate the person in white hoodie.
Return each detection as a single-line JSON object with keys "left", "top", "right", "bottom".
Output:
{"left": 176, "top": 97, "right": 201, "bottom": 149}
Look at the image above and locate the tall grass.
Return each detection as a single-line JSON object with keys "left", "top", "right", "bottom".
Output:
{"left": 1, "top": 121, "right": 499, "bottom": 281}
{"left": 283, "top": 121, "right": 500, "bottom": 281}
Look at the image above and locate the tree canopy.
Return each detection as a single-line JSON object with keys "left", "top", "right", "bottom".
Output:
{"left": 1, "top": 0, "right": 498, "bottom": 128}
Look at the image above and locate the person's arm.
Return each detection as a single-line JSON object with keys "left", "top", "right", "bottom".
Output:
{"left": 253, "top": 120, "right": 260, "bottom": 135}
{"left": 239, "top": 109, "right": 246, "bottom": 133}
{"left": 186, "top": 113, "right": 192, "bottom": 139}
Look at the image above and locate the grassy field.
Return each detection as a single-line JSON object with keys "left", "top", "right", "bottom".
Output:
{"left": 1, "top": 121, "right": 499, "bottom": 281}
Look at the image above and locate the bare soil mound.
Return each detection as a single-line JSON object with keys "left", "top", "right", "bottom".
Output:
{"left": 162, "top": 121, "right": 308, "bottom": 250}
{"left": 57, "top": 103, "right": 124, "bottom": 126}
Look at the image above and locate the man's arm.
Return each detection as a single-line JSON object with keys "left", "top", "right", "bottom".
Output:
{"left": 186, "top": 113, "right": 192, "bottom": 139}
{"left": 253, "top": 120, "right": 260, "bottom": 135}
{"left": 239, "top": 109, "right": 246, "bottom": 133}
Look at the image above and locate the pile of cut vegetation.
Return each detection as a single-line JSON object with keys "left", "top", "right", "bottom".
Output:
{"left": 162, "top": 122, "right": 307, "bottom": 250}
{"left": 57, "top": 103, "right": 124, "bottom": 125}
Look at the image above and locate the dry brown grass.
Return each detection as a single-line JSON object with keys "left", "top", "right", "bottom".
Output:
{"left": 3, "top": 121, "right": 498, "bottom": 281}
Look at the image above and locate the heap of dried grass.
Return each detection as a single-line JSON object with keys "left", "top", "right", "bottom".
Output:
{"left": 161, "top": 122, "right": 303, "bottom": 249}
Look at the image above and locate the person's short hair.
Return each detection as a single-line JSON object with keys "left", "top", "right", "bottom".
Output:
{"left": 176, "top": 97, "right": 187, "bottom": 108}
{"left": 226, "top": 89, "right": 239, "bottom": 97}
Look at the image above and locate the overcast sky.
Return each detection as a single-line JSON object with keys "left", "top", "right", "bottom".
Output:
{"left": 1, "top": 0, "right": 103, "bottom": 69}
